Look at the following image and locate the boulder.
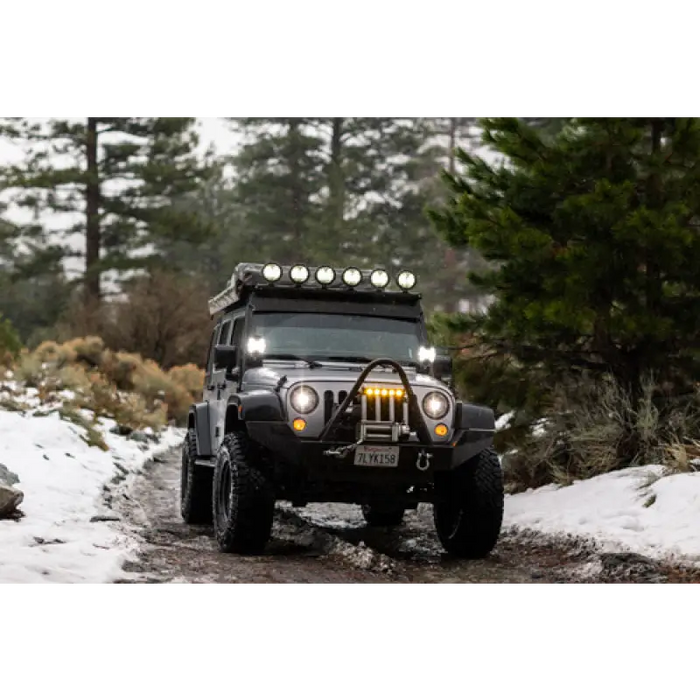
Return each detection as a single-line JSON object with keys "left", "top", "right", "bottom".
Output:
{"left": 0, "top": 483, "right": 24, "bottom": 519}
{"left": 0, "top": 463, "right": 20, "bottom": 487}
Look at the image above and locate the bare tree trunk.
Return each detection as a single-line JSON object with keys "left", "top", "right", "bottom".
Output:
{"left": 288, "top": 119, "right": 304, "bottom": 261}
{"left": 444, "top": 118, "right": 459, "bottom": 312}
{"left": 329, "top": 117, "right": 345, "bottom": 252}
{"left": 85, "top": 117, "right": 101, "bottom": 304}
{"left": 447, "top": 117, "right": 457, "bottom": 176}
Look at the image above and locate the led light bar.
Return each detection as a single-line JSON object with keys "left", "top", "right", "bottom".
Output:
{"left": 208, "top": 263, "right": 418, "bottom": 316}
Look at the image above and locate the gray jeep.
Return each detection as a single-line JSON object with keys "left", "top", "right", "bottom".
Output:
{"left": 181, "top": 263, "right": 503, "bottom": 558}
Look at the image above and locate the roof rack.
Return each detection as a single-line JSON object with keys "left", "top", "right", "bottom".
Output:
{"left": 208, "top": 263, "right": 418, "bottom": 316}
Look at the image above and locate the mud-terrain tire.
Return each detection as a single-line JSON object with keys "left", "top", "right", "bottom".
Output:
{"left": 180, "top": 428, "right": 213, "bottom": 524}
{"left": 361, "top": 504, "right": 405, "bottom": 528}
{"left": 213, "top": 432, "right": 274, "bottom": 555}
{"left": 433, "top": 447, "right": 503, "bottom": 558}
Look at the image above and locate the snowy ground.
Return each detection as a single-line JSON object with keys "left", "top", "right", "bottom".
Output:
{"left": 0, "top": 405, "right": 184, "bottom": 583}
{"left": 4, "top": 388, "right": 700, "bottom": 582}
{"left": 505, "top": 465, "right": 700, "bottom": 564}
{"left": 495, "top": 409, "right": 700, "bottom": 564}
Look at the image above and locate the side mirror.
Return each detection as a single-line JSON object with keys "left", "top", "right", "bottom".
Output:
{"left": 433, "top": 347, "right": 453, "bottom": 384}
{"left": 214, "top": 344, "right": 238, "bottom": 371}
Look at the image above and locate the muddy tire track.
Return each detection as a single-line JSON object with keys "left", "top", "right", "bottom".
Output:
{"left": 113, "top": 448, "right": 700, "bottom": 584}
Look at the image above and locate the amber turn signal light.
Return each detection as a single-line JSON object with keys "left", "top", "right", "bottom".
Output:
{"left": 435, "top": 424, "right": 448, "bottom": 437}
{"left": 293, "top": 419, "right": 306, "bottom": 432}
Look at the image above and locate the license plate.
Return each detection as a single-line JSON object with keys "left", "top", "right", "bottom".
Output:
{"left": 354, "top": 445, "right": 400, "bottom": 467}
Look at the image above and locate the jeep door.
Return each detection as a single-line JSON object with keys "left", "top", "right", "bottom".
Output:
{"left": 206, "top": 317, "right": 233, "bottom": 454}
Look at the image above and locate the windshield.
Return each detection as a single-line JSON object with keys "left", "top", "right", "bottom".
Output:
{"left": 251, "top": 312, "right": 422, "bottom": 364}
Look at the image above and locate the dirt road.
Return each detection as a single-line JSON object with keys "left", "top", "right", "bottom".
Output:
{"left": 114, "top": 448, "right": 699, "bottom": 584}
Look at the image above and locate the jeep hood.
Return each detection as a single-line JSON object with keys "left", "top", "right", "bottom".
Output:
{"left": 242, "top": 362, "right": 448, "bottom": 391}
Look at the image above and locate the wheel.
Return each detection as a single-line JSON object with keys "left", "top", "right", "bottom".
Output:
{"left": 361, "top": 504, "right": 405, "bottom": 528}
{"left": 212, "top": 432, "right": 275, "bottom": 555}
{"left": 433, "top": 448, "right": 504, "bottom": 558}
{"left": 180, "top": 428, "right": 213, "bottom": 524}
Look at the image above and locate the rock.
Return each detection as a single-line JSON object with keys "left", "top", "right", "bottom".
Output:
{"left": 0, "top": 463, "right": 20, "bottom": 487}
{"left": 0, "top": 483, "right": 24, "bottom": 518}
{"left": 129, "top": 430, "right": 149, "bottom": 443}
{"left": 89, "top": 514, "right": 121, "bottom": 523}
{"left": 110, "top": 424, "right": 133, "bottom": 436}
{"left": 599, "top": 552, "right": 663, "bottom": 582}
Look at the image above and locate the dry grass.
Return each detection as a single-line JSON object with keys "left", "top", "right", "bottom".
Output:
{"left": 504, "top": 373, "right": 700, "bottom": 492}
{"left": 4, "top": 336, "right": 204, "bottom": 431}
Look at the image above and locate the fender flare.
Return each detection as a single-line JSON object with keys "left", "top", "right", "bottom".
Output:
{"left": 227, "top": 390, "right": 285, "bottom": 425}
{"left": 451, "top": 402, "right": 496, "bottom": 466}
{"left": 188, "top": 403, "right": 212, "bottom": 458}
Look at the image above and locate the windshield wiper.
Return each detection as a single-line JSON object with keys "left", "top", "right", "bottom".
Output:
{"left": 323, "top": 355, "right": 378, "bottom": 365}
{"left": 265, "top": 353, "right": 323, "bottom": 369}
{"left": 324, "top": 355, "right": 417, "bottom": 368}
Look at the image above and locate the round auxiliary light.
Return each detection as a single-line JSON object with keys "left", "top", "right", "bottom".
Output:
{"left": 370, "top": 269, "right": 390, "bottom": 289}
{"left": 315, "top": 266, "right": 336, "bottom": 286}
{"left": 262, "top": 263, "right": 283, "bottom": 283}
{"left": 342, "top": 267, "right": 362, "bottom": 287}
{"left": 290, "top": 264, "right": 310, "bottom": 284}
{"left": 397, "top": 270, "right": 416, "bottom": 290}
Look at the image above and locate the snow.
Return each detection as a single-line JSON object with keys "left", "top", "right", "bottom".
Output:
{"left": 505, "top": 465, "right": 700, "bottom": 564}
{"left": 0, "top": 407, "right": 184, "bottom": 583}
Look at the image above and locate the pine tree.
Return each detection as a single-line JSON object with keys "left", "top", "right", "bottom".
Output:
{"left": 224, "top": 118, "right": 479, "bottom": 312}
{"left": 157, "top": 160, "right": 255, "bottom": 293}
{"left": 228, "top": 118, "right": 326, "bottom": 265}
{"left": 0, "top": 218, "right": 70, "bottom": 345}
{"left": 430, "top": 118, "right": 700, "bottom": 401}
{"left": 1, "top": 118, "right": 212, "bottom": 304}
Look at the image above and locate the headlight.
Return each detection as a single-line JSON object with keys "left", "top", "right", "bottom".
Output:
{"left": 289, "top": 385, "right": 319, "bottom": 414}
{"left": 422, "top": 391, "right": 449, "bottom": 420}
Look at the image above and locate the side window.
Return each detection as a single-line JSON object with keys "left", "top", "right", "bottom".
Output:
{"left": 219, "top": 320, "right": 232, "bottom": 346}
{"left": 231, "top": 317, "right": 244, "bottom": 350}
{"left": 205, "top": 325, "right": 219, "bottom": 377}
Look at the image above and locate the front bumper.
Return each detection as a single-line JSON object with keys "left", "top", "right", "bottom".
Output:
{"left": 246, "top": 420, "right": 492, "bottom": 477}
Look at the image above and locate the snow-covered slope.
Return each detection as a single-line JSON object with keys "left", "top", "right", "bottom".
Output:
{"left": 505, "top": 465, "right": 700, "bottom": 564}
{"left": 0, "top": 408, "right": 183, "bottom": 583}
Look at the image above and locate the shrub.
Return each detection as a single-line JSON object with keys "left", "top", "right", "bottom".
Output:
{"left": 0, "top": 314, "right": 21, "bottom": 366}
{"left": 6, "top": 335, "right": 201, "bottom": 430}
{"left": 58, "top": 271, "right": 213, "bottom": 369}
{"left": 503, "top": 373, "right": 700, "bottom": 492}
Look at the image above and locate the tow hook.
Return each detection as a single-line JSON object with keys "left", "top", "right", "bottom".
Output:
{"left": 324, "top": 443, "right": 359, "bottom": 459}
{"left": 416, "top": 450, "right": 432, "bottom": 472}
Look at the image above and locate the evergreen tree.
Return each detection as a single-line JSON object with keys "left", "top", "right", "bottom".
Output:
{"left": 228, "top": 118, "right": 326, "bottom": 264}
{"left": 1, "top": 118, "right": 212, "bottom": 304}
{"left": 0, "top": 218, "right": 71, "bottom": 345}
{"left": 157, "top": 161, "right": 255, "bottom": 293}
{"left": 430, "top": 118, "right": 700, "bottom": 402}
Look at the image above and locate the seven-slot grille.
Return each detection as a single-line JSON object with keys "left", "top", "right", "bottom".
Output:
{"left": 322, "top": 388, "right": 409, "bottom": 425}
